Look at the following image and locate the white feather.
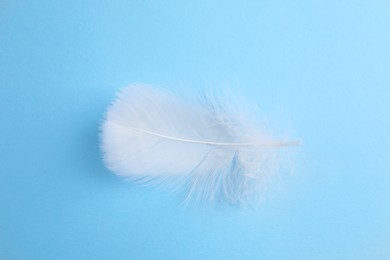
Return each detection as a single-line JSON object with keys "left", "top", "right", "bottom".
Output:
{"left": 100, "top": 84, "right": 298, "bottom": 204}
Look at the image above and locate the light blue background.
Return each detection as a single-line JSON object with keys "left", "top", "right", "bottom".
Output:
{"left": 1, "top": 1, "right": 389, "bottom": 259}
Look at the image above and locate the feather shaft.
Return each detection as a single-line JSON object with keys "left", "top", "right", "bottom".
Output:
{"left": 123, "top": 125, "right": 300, "bottom": 147}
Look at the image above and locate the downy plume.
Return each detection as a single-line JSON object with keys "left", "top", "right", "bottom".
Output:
{"left": 100, "top": 84, "right": 298, "bottom": 205}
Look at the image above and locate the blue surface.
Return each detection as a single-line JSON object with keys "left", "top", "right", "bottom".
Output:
{"left": 1, "top": 1, "right": 389, "bottom": 259}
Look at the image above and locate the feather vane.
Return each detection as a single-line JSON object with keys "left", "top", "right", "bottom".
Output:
{"left": 101, "top": 84, "right": 297, "bottom": 204}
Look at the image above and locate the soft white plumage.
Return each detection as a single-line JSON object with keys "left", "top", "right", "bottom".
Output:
{"left": 101, "top": 84, "right": 297, "bottom": 204}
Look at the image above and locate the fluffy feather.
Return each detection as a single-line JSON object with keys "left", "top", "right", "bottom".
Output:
{"left": 100, "top": 84, "right": 298, "bottom": 204}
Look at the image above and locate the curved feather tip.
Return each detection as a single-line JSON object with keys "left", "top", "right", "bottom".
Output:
{"left": 100, "top": 84, "right": 298, "bottom": 205}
